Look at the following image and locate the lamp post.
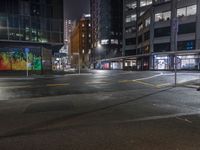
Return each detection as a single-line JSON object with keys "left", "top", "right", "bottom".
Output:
{"left": 173, "top": 17, "right": 178, "bottom": 87}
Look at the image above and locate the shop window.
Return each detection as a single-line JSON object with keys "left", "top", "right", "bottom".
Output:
{"left": 154, "top": 55, "right": 170, "bottom": 70}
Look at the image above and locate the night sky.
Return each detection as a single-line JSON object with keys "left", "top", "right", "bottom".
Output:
{"left": 64, "top": 0, "right": 90, "bottom": 20}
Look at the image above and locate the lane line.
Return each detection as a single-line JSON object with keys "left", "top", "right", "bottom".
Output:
{"left": 118, "top": 80, "right": 130, "bottom": 83}
{"left": 111, "top": 111, "right": 200, "bottom": 124}
{"left": 176, "top": 117, "right": 193, "bottom": 124}
{"left": 156, "top": 83, "right": 172, "bottom": 88}
{"left": 133, "top": 80, "right": 158, "bottom": 88}
{"left": 46, "top": 83, "right": 70, "bottom": 87}
{"left": 0, "top": 85, "right": 31, "bottom": 89}
{"left": 85, "top": 81, "right": 108, "bottom": 85}
{"left": 118, "top": 73, "right": 163, "bottom": 84}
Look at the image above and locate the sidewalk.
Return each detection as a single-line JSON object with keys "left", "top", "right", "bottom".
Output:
{"left": 0, "top": 69, "right": 93, "bottom": 79}
{"left": 181, "top": 79, "right": 200, "bottom": 90}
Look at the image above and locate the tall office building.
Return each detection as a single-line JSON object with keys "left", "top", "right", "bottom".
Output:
{"left": 70, "top": 14, "right": 92, "bottom": 68}
{"left": 0, "top": 0, "right": 63, "bottom": 73}
{"left": 90, "top": 0, "right": 123, "bottom": 69}
{"left": 123, "top": 0, "right": 200, "bottom": 70}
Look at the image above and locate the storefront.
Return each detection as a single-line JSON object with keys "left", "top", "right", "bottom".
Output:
{"left": 153, "top": 54, "right": 200, "bottom": 70}
{"left": 110, "top": 62, "right": 123, "bottom": 70}
{"left": 154, "top": 55, "right": 171, "bottom": 70}
{"left": 137, "top": 57, "right": 149, "bottom": 70}
{"left": 177, "top": 55, "right": 199, "bottom": 70}
{"left": 102, "top": 62, "right": 110, "bottom": 69}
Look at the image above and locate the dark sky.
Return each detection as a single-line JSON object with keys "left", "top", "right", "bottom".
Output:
{"left": 64, "top": 0, "right": 90, "bottom": 20}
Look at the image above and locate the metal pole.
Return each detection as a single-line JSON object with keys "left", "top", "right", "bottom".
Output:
{"left": 173, "top": 17, "right": 178, "bottom": 87}
{"left": 26, "top": 52, "right": 29, "bottom": 77}
{"left": 198, "top": 53, "right": 200, "bottom": 91}
{"left": 175, "top": 54, "right": 177, "bottom": 87}
{"left": 78, "top": 54, "right": 80, "bottom": 74}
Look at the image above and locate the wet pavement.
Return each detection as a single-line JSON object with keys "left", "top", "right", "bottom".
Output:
{"left": 0, "top": 70, "right": 199, "bottom": 100}
{"left": 0, "top": 70, "right": 200, "bottom": 149}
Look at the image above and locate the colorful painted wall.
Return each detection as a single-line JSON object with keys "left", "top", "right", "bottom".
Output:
{"left": 0, "top": 48, "right": 42, "bottom": 71}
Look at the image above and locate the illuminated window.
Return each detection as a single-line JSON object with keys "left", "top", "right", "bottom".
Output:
{"left": 155, "top": 11, "right": 171, "bottom": 22}
{"left": 177, "top": 5, "right": 197, "bottom": 17}
{"left": 125, "top": 14, "right": 136, "bottom": 23}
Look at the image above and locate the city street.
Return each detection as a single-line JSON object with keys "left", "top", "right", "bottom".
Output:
{"left": 0, "top": 70, "right": 200, "bottom": 149}
{"left": 0, "top": 70, "right": 199, "bottom": 100}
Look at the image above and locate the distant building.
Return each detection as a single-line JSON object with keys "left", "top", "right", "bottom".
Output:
{"left": 64, "top": 19, "right": 72, "bottom": 44}
{"left": 0, "top": 0, "right": 64, "bottom": 73}
{"left": 70, "top": 14, "right": 92, "bottom": 69}
{"left": 90, "top": 0, "right": 123, "bottom": 69}
{"left": 123, "top": 0, "right": 200, "bottom": 70}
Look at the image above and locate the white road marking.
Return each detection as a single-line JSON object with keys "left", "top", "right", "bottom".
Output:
{"left": 111, "top": 112, "right": 200, "bottom": 124}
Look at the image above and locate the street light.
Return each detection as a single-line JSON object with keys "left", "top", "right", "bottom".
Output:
{"left": 97, "top": 42, "right": 102, "bottom": 49}
{"left": 173, "top": 17, "right": 178, "bottom": 87}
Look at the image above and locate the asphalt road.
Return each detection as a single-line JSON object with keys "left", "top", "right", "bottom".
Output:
{"left": 0, "top": 70, "right": 199, "bottom": 100}
{"left": 0, "top": 70, "right": 200, "bottom": 150}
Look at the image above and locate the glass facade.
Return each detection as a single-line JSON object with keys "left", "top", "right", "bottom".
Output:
{"left": 0, "top": 0, "right": 63, "bottom": 72}
{"left": 0, "top": 0, "right": 63, "bottom": 44}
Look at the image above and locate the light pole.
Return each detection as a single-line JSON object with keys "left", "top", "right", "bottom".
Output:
{"left": 173, "top": 17, "right": 178, "bottom": 87}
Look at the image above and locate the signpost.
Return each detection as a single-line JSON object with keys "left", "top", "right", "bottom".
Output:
{"left": 25, "top": 48, "right": 30, "bottom": 77}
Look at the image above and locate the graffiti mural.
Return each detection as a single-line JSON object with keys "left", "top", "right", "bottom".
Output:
{"left": 0, "top": 48, "right": 42, "bottom": 71}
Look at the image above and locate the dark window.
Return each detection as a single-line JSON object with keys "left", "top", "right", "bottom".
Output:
{"left": 31, "top": 4, "right": 40, "bottom": 16}
{"left": 0, "top": 29, "right": 8, "bottom": 39}
{"left": 0, "top": 1, "right": 6, "bottom": 13}
{"left": 154, "top": 27, "right": 171, "bottom": 37}
{"left": 154, "top": 43, "right": 170, "bottom": 52}
{"left": 144, "top": 31, "right": 150, "bottom": 41}
{"left": 178, "top": 23, "right": 196, "bottom": 34}
{"left": 9, "top": 16, "right": 19, "bottom": 28}
{"left": 138, "top": 35, "right": 143, "bottom": 44}
{"left": 178, "top": 40, "right": 195, "bottom": 50}
{"left": 125, "top": 38, "right": 136, "bottom": 45}
{"left": 125, "top": 49, "right": 136, "bottom": 56}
